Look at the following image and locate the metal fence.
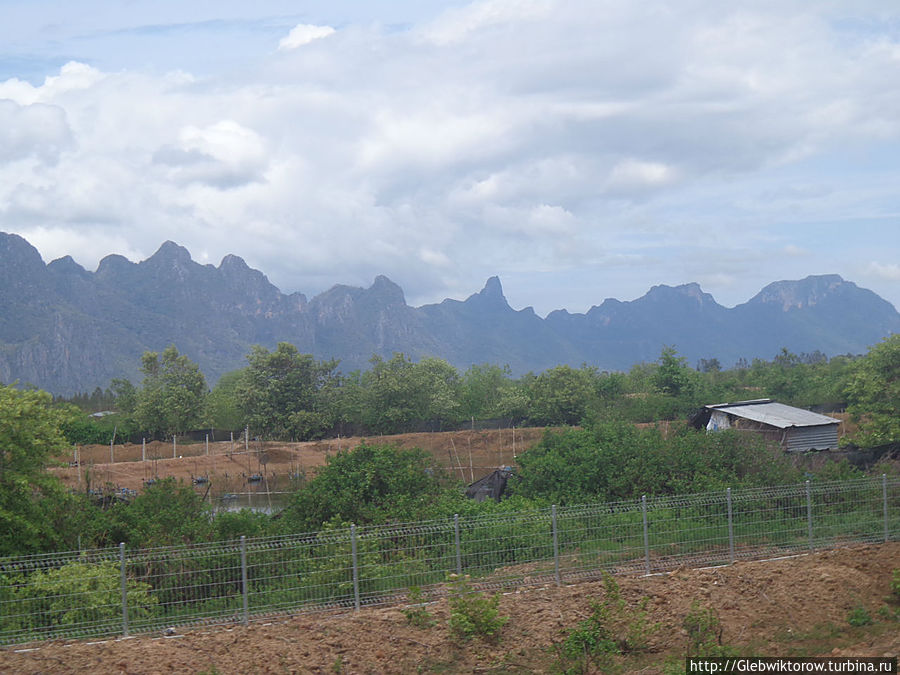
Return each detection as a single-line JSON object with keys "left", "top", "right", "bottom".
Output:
{"left": 2, "top": 475, "right": 897, "bottom": 645}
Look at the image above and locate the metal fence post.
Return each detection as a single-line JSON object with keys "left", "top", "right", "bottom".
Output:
{"left": 884, "top": 474, "right": 890, "bottom": 543}
{"left": 552, "top": 505, "right": 560, "bottom": 586}
{"left": 240, "top": 536, "right": 248, "bottom": 626}
{"left": 454, "top": 514, "right": 462, "bottom": 576}
{"left": 641, "top": 495, "right": 651, "bottom": 574}
{"left": 351, "top": 524, "right": 360, "bottom": 612}
{"left": 726, "top": 488, "right": 735, "bottom": 564}
{"left": 119, "top": 542, "right": 128, "bottom": 637}
{"left": 805, "top": 480, "right": 813, "bottom": 550}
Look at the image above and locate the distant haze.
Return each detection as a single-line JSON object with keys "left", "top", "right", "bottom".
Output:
{"left": 2, "top": 233, "right": 898, "bottom": 395}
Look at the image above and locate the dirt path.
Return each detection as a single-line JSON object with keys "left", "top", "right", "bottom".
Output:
{"left": 4, "top": 543, "right": 898, "bottom": 673}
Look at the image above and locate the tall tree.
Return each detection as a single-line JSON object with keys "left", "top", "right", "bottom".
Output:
{"left": 237, "top": 343, "right": 339, "bottom": 439}
{"left": 0, "top": 384, "right": 72, "bottom": 554}
{"left": 526, "top": 365, "right": 596, "bottom": 425}
{"left": 845, "top": 334, "right": 900, "bottom": 445}
{"left": 361, "top": 353, "right": 422, "bottom": 433}
{"left": 653, "top": 346, "right": 695, "bottom": 397}
{"left": 134, "top": 345, "right": 206, "bottom": 437}
{"left": 412, "top": 357, "right": 461, "bottom": 426}
{"left": 206, "top": 369, "right": 246, "bottom": 431}
{"left": 460, "top": 363, "right": 515, "bottom": 420}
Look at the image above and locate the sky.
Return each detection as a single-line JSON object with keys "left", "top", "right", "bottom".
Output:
{"left": 1, "top": 1, "right": 900, "bottom": 316}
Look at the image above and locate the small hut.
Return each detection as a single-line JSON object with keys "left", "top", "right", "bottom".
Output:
{"left": 690, "top": 399, "right": 839, "bottom": 452}
{"left": 466, "top": 467, "right": 514, "bottom": 502}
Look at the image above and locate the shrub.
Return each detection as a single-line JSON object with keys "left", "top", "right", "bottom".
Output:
{"left": 446, "top": 574, "right": 508, "bottom": 642}
{"left": 553, "top": 574, "right": 657, "bottom": 674}
{"left": 683, "top": 601, "right": 734, "bottom": 657}
{"left": 4, "top": 560, "right": 157, "bottom": 636}
{"left": 847, "top": 605, "right": 873, "bottom": 627}
{"left": 402, "top": 587, "right": 435, "bottom": 629}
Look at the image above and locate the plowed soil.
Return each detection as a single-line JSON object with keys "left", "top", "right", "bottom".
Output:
{"left": 4, "top": 543, "right": 898, "bottom": 673}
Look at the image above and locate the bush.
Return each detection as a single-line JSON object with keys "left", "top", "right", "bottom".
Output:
{"left": 553, "top": 574, "right": 657, "bottom": 674}
{"left": 847, "top": 605, "right": 873, "bottom": 627}
{"left": 3, "top": 560, "right": 157, "bottom": 637}
{"left": 683, "top": 601, "right": 734, "bottom": 657}
{"left": 446, "top": 574, "right": 508, "bottom": 642}
{"left": 402, "top": 587, "right": 435, "bottom": 628}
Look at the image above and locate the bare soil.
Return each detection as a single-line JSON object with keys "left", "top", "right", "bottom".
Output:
{"left": 4, "top": 543, "right": 898, "bottom": 673}
{"left": 51, "top": 428, "right": 552, "bottom": 497}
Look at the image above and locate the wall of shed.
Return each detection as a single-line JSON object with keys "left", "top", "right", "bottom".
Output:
{"left": 784, "top": 425, "right": 839, "bottom": 452}
{"left": 716, "top": 414, "right": 838, "bottom": 452}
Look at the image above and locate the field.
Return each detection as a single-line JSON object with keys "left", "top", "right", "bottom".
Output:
{"left": 50, "top": 427, "right": 552, "bottom": 498}
{"left": 3, "top": 543, "right": 898, "bottom": 673}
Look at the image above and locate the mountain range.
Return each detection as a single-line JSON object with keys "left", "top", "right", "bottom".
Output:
{"left": 1, "top": 232, "right": 898, "bottom": 395}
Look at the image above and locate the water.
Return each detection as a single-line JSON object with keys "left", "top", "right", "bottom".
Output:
{"left": 215, "top": 490, "right": 292, "bottom": 513}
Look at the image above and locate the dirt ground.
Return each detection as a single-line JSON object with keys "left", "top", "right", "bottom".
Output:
{"left": 50, "top": 428, "right": 552, "bottom": 497}
{"left": 3, "top": 543, "right": 898, "bottom": 674}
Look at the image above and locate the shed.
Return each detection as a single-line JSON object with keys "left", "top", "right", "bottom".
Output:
{"left": 689, "top": 399, "right": 839, "bottom": 452}
{"left": 466, "top": 467, "right": 514, "bottom": 502}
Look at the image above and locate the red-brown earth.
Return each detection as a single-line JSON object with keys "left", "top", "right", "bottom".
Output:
{"left": 3, "top": 543, "right": 898, "bottom": 673}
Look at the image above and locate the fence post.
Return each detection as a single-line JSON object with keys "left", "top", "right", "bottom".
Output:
{"left": 884, "top": 474, "right": 890, "bottom": 543}
{"left": 805, "top": 480, "right": 813, "bottom": 550}
{"left": 642, "top": 495, "right": 651, "bottom": 574}
{"left": 240, "top": 536, "right": 248, "bottom": 626}
{"left": 351, "top": 524, "right": 360, "bottom": 612}
{"left": 119, "top": 542, "right": 128, "bottom": 637}
{"left": 726, "top": 488, "right": 735, "bottom": 564}
{"left": 552, "top": 505, "right": 560, "bottom": 586}
{"left": 454, "top": 514, "right": 462, "bottom": 576}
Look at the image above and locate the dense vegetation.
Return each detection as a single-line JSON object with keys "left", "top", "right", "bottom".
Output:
{"left": 54, "top": 339, "right": 889, "bottom": 443}
{"left": 2, "top": 335, "right": 898, "bottom": 559}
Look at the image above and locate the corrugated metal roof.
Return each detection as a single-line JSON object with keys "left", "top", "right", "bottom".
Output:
{"left": 706, "top": 401, "right": 839, "bottom": 429}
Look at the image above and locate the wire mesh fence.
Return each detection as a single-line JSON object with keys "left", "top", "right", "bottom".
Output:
{"left": 1, "top": 475, "right": 897, "bottom": 645}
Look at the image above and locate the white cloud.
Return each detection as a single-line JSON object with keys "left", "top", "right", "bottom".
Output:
{"left": 607, "top": 159, "right": 677, "bottom": 194}
{"left": 420, "top": 0, "right": 553, "bottom": 46}
{"left": 867, "top": 261, "right": 900, "bottom": 281}
{"left": 278, "top": 24, "right": 335, "bottom": 51}
{"left": 0, "top": 100, "right": 71, "bottom": 162}
{"left": 782, "top": 245, "right": 808, "bottom": 257}
{"left": 153, "top": 120, "right": 269, "bottom": 188}
{"left": 0, "top": 2, "right": 899, "bottom": 313}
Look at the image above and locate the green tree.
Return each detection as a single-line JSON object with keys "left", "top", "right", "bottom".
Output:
{"left": 360, "top": 354, "right": 423, "bottom": 433}
{"left": 460, "top": 364, "right": 514, "bottom": 420}
{"left": 206, "top": 369, "right": 246, "bottom": 430}
{"left": 134, "top": 346, "right": 206, "bottom": 438}
{"left": 413, "top": 357, "right": 462, "bottom": 426}
{"left": 526, "top": 365, "right": 596, "bottom": 426}
{"left": 0, "top": 385, "right": 73, "bottom": 554}
{"left": 653, "top": 346, "right": 695, "bottom": 397}
{"left": 237, "top": 343, "right": 339, "bottom": 439}
{"left": 110, "top": 378, "right": 137, "bottom": 414}
{"left": 845, "top": 334, "right": 900, "bottom": 445}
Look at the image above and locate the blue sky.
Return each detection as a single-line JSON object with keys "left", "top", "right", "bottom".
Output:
{"left": 1, "top": 1, "right": 899, "bottom": 318}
